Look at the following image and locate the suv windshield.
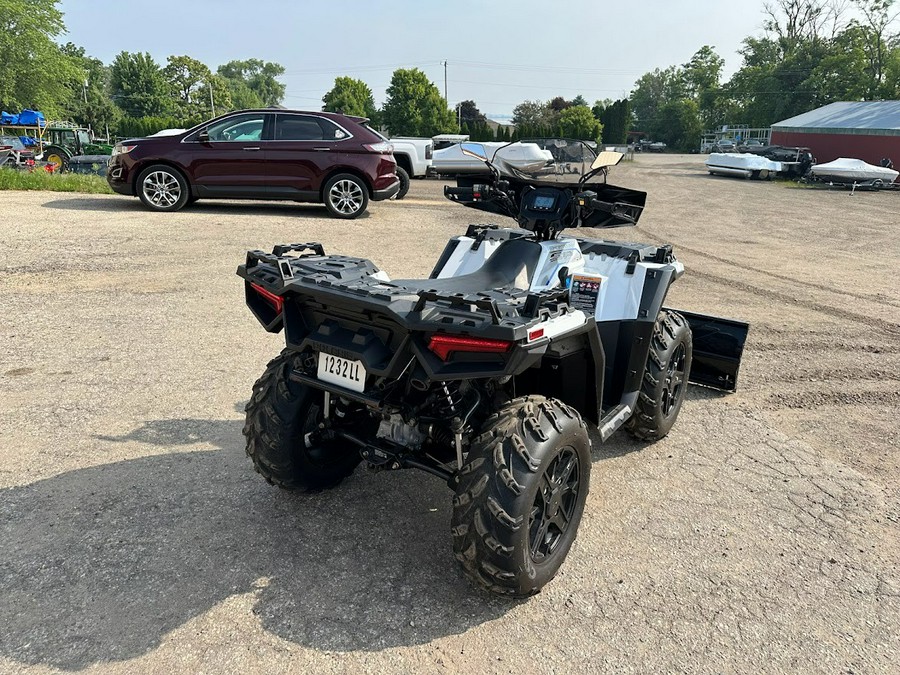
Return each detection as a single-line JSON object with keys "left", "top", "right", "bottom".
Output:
{"left": 488, "top": 139, "right": 598, "bottom": 183}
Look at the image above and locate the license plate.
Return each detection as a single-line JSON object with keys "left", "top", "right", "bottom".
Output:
{"left": 316, "top": 353, "right": 366, "bottom": 393}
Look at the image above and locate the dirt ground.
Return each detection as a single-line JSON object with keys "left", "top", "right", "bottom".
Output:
{"left": 1, "top": 154, "right": 898, "bottom": 674}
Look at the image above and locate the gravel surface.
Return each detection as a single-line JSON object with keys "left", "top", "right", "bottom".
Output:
{"left": 1, "top": 154, "right": 898, "bottom": 674}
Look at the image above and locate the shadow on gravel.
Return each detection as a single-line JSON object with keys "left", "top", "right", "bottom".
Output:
{"left": 1, "top": 386, "right": 729, "bottom": 669}
{"left": 41, "top": 197, "right": 369, "bottom": 219}
{"left": 0, "top": 417, "right": 513, "bottom": 670}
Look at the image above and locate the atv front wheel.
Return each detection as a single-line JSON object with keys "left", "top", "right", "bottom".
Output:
{"left": 243, "top": 350, "right": 363, "bottom": 491}
{"left": 451, "top": 396, "right": 591, "bottom": 597}
{"left": 625, "top": 310, "right": 693, "bottom": 441}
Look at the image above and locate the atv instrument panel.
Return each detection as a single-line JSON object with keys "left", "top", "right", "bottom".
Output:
{"left": 523, "top": 188, "right": 565, "bottom": 216}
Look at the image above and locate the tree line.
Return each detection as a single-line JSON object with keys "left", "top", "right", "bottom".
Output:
{"left": 630, "top": 0, "right": 900, "bottom": 150}
{"left": 5, "top": 0, "right": 895, "bottom": 149}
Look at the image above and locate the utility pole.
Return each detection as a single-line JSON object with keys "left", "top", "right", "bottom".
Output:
{"left": 442, "top": 60, "right": 448, "bottom": 104}
{"left": 82, "top": 80, "right": 88, "bottom": 105}
{"left": 209, "top": 81, "right": 216, "bottom": 117}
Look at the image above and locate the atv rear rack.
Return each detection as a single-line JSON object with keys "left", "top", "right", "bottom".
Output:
{"left": 412, "top": 286, "right": 572, "bottom": 325}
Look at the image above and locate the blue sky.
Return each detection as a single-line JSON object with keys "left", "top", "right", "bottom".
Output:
{"left": 59, "top": 0, "right": 773, "bottom": 119}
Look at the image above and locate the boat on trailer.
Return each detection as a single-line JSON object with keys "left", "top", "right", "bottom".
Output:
{"left": 809, "top": 158, "right": 898, "bottom": 185}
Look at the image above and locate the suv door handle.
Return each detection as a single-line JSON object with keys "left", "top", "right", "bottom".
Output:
{"left": 243, "top": 147, "right": 261, "bottom": 152}
{"left": 313, "top": 147, "right": 331, "bottom": 152}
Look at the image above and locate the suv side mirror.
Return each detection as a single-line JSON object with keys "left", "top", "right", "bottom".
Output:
{"left": 198, "top": 128, "right": 210, "bottom": 142}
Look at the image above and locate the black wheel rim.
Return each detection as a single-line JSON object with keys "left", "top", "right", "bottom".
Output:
{"left": 661, "top": 342, "right": 686, "bottom": 417}
{"left": 529, "top": 447, "right": 580, "bottom": 563}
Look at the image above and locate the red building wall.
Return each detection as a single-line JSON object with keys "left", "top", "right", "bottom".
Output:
{"left": 770, "top": 130, "right": 900, "bottom": 167}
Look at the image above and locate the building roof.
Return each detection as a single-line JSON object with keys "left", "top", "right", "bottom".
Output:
{"left": 772, "top": 101, "right": 900, "bottom": 136}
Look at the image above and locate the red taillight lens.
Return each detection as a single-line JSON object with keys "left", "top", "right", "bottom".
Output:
{"left": 250, "top": 283, "right": 283, "bottom": 313}
{"left": 364, "top": 141, "right": 394, "bottom": 154}
{"left": 428, "top": 334, "right": 512, "bottom": 361}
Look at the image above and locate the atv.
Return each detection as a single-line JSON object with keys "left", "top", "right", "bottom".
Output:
{"left": 237, "top": 139, "right": 749, "bottom": 597}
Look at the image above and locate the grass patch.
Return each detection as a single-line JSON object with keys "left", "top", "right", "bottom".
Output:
{"left": 0, "top": 168, "right": 113, "bottom": 194}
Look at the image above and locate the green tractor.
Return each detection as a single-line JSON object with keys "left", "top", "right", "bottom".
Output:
{"left": 40, "top": 123, "right": 113, "bottom": 170}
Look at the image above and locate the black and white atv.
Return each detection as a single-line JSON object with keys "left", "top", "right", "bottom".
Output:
{"left": 237, "top": 139, "right": 749, "bottom": 597}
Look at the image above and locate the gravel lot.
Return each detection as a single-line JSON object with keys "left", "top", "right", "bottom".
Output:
{"left": 1, "top": 154, "right": 898, "bottom": 674}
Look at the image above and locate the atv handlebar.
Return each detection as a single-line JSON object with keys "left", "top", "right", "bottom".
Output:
{"left": 444, "top": 186, "right": 475, "bottom": 198}
{"left": 443, "top": 184, "right": 497, "bottom": 200}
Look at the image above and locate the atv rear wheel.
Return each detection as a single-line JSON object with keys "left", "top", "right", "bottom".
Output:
{"left": 243, "top": 350, "right": 362, "bottom": 491}
{"left": 625, "top": 310, "right": 693, "bottom": 441}
{"left": 451, "top": 396, "right": 591, "bottom": 597}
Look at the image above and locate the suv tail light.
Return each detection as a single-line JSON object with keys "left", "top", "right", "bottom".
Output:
{"left": 425, "top": 143, "right": 433, "bottom": 160}
{"left": 428, "top": 334, "right": 512, "bottom": 361}
{"left": 364, "top": 141, "right": 394, "bottom": 154}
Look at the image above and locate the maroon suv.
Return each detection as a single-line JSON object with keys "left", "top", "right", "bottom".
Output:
{"left": 107, "top": 109, "right": 399, "bottom": 219}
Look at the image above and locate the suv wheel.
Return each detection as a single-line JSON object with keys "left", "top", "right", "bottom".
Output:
{"left": 394, "top": 166, "right": 410, "bottom": 200}
{"left": 323, "top": 173, "right": 368, "bottom": 219}
{"left": 137, "top": 164, "right": 189, "bottom": 212}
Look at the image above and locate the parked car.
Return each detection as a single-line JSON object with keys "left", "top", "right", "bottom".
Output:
{"left": 107, "top": 109, "right": 400, "bottom": 219}
{"left": 386, "top": 137, "right": 433, "bottom": 199}
{"left": 647, "top": 141, "right": 667, "bottom": 153}
{"left": 0, "top": 135, "right": 36, "bottom": 167}
{"left": 712, "top": 139, "right": 737, "bottom": 153}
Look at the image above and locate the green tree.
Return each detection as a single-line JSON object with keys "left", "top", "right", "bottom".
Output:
{"left": 59, "top": 43, "right": 120, "bottom": 133}
{"left": 223, "top": 80, "right": 262, "bottom": 109}
{"left": 322, "top": 76, "right": 377, "bottom": 120}
{"left": 571, "top": 94, "right": 588, "bottom": 107}
{"left": 853, "top": 0, "right": 899, "bottom": 97}
{"left": 652, "top": 99, "right": 702, "bottom": 151}
{"left": 0, "top": 0, "right": 79, "bottom": 115}
{"left": 681, "top": 46, "right": 729, "bottom": 128}
{"left": 110, "top": 51, "right": 172, "bottom": 118}
{"left": 455, "top": 99, "right": 486, "bottom": 125}
{"left": 162, "top": 55, "right": 231, "bottom": 117}
{"left": 558, "top": 105, "right": 603, "bottom": 142}
{"left": 598, "top": 99, "right": 630, "bottom": 144}
{"left": 217, "top": 59, "right": 285, "bottom": 106}
{"left": 381, "top": 68, "right": 456, "bottom": 136}
{"left": 511, "top": 99, "right": 552, "bottom": 127}
{"left": 629, "top": 66, "right": 686, "bottom": 130}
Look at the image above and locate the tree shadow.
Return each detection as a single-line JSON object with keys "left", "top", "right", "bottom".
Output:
{"left": 40, "top": 197, "right": 371, "bottom": 219}
{"left": 0, "top": 417, "right": 513, "bottom": 671}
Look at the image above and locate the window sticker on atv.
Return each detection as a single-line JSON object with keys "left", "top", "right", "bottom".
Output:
{"left": 570, "top": 273, "right": 603, "bottom": 312}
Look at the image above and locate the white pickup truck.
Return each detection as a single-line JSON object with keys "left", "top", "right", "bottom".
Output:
{"left": 388, "top": 137, "right": 434, "bottom": 199}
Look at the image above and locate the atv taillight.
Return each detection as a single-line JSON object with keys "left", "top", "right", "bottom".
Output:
{"left": 428, "top": 334, "right": 512, "bottom": 361}
{"left": 250, "top": 283, "right": 283, "bottom": 313}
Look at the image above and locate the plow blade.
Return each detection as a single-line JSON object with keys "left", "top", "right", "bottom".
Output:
{"left": 668, "top": 309, "right": 749, "bottom": 392}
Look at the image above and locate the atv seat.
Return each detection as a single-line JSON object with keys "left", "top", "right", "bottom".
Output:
{"left": 391, "top": 238, "right": 543, "bottom": 294}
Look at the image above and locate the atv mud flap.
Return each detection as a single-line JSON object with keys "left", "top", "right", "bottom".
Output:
{"left": 667, "top": 309, "right": 749, "bottom": 392}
